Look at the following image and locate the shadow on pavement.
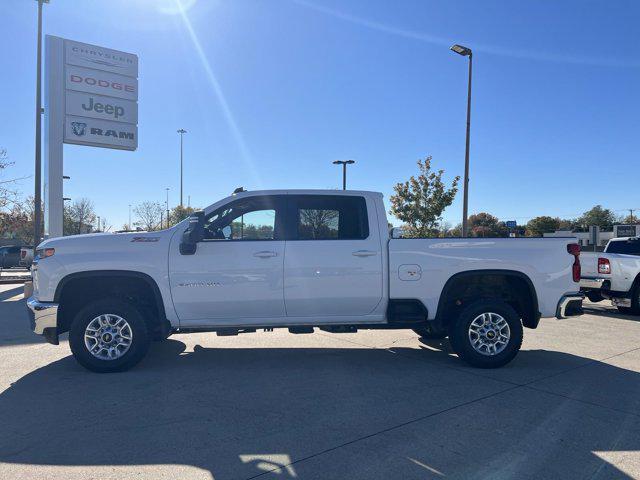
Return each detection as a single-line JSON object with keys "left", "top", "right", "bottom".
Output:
{"left": 0, "top": 339, "right": 639, "bottom": 479}
{"left": 0, "top": 289, "right": 47, "bottom": 346}
{"left": 583, "top": 303, "right": 640, "bottom": 322}
{"left": 0, "top": 286, "right": 24, "bottom": 302}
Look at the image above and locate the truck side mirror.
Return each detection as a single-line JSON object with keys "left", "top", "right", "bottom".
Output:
{"left": 390, "top": 227, "right": 404, "bottom": 239}
{"left": 179, "top": 211, "right": 205, "bottom": 255}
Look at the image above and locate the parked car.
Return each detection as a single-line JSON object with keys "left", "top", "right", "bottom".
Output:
{"left": 580, "top": 237, "right": 640, "bottom": 314}
{"left": 0, "top": 245, "right": 22, "bottom": 269}
{"left": 20, "top": 246, "right": 34, "bottom": 268}
{"left": 27, "top": 189, "right": 583, "bottom": 372}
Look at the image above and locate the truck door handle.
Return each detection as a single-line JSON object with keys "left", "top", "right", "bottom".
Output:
{"left": 352, "top": 250, "right": 377, "bottom": 257}
{"left": 253, "top": 251, "right": 277, "bottom": 258}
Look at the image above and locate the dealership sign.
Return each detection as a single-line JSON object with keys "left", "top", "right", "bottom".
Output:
{"left": 44, "top": 36, "right": 139, "bottom": 238}
{"left": 56, "top": 38, "right": 139, "bottom": 150}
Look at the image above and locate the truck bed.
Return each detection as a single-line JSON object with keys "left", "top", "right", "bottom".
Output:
{"left": 389, "top": 237, "right": 578, "bottom": 319}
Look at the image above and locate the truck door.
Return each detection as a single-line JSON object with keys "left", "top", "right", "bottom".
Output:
{"left": 169, "top": 195, "right": 286, "bottom": 324}
{"left": 283, "top": 194, "right": 383, "bottom": 317}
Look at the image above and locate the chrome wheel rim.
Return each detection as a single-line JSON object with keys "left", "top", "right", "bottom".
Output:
{"left": 84, "top": 314, "right": 133, "bottom": 361}
{"left": 468, "top": 312, "right": 510, "bottom": 356}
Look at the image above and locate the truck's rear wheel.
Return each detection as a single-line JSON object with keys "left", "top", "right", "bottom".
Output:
{"left": 448, "top": 300, "right": 523, "bottom": 368}
{"left": 69, "top": 298, "right": 150, "bottom": 373}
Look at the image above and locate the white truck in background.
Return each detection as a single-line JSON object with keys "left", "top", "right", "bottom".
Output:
{"left": 580, "top": 237, "right": 640, "bottom": 314}
{"left": 27, "top": 189, "right": 583, "bottom": 372}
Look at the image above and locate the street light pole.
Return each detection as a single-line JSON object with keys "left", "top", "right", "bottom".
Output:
{"left": 33, "top": 0, "right": 49, "bottom": 246}
{"left": 128, "top": 204, "right": 131, "bottom": 228}
{"left": 177, "top": 129, "right": 187, "bottom": 207}
{"left": 450, "top": 44, "right": 473, "bottom": 238}
{"left": 165, "top": 187, "right": 170, "bottom": 229}
{"left": 332, "top": 160, "right": 355, "bottom": 190}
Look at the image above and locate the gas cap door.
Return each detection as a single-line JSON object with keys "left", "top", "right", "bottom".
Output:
{"left": 399, "top": 264, "right": 422, "bottom": 281}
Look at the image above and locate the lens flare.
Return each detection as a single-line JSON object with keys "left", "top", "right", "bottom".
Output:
{"left": 173, "top": 0, "right": 262, "bottom": 186}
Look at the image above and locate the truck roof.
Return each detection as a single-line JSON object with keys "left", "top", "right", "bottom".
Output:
{"left": 231, "top": 189, "right": 383, "bottom": 197}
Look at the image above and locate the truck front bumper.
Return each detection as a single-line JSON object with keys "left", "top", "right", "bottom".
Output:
{"left": 556, "top": 292, "right": 584, "bottom": 319}
{"left": 26, "top": 296, "right": 60, "bottom": 345}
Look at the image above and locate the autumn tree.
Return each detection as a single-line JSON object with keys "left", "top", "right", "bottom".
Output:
{"left": 467, "top": 212, "right": 507, "bottom": 237}
{"left": 134, "top": 201, "right": 163, "bottom": 231}
{"left": 389, "top": 156, "right": 460, "bottom": 238}
{"left": 526, "top": 216, "right": 560, "bottom": 237}
{"left": 1, "top": 200, "right": 33, "bottom": 244}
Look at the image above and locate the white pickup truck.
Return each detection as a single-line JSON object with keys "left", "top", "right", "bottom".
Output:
{"left": 27, "top": 189, "right": 583, "bottom": 372}
{"left": 580, "top": 237, "right": 640, "bottom": 314}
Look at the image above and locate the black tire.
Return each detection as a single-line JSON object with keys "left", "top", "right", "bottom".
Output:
{"left": 585, "top": 291, "right": 604, "bottom": 303}
{"left": 412, "top": 327, "right": 447, "bottom": 340}
{"left": 69, "top": 298, "right": 150, "bottom": 373}
{"left": 617, "top": 285, "right": 640, "bottom": 315}
{"left": 630, "top": 285, "right": 640, "bottom": 315}
{"left": 448, "top": 299, "right": 523, "bottom": 369}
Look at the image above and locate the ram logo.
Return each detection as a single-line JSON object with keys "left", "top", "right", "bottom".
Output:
{"left": 71, "top": 122, "right": 87, "bottom": 136}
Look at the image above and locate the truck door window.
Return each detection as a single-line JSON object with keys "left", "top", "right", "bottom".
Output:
{"left": 202, "top": 197, "right": 283, "bottom": 241}
{"left": 294, "top": 196, "right": 369, "bottom": 240}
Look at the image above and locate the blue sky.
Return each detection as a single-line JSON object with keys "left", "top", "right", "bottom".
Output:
{"left": 1, "top": 0, "right": 639, "bottom": 229}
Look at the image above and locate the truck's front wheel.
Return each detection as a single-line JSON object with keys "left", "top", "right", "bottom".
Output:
{"left": 448, "top": 300, "right": 523, "bottom": 368}
{"left": 69, "top": 298, "right": 150, "bottom": 373}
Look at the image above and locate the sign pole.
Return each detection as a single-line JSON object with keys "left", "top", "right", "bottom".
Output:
{"left": 33, "top": 0, "right": 46, "bottom": 246}
{"left": 44, "top": 35, "right": 65, "bottom": 238}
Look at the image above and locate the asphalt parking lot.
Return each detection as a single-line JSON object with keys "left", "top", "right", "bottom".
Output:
{"left": 1, "top": 283, "right": 639, "bottom": 480}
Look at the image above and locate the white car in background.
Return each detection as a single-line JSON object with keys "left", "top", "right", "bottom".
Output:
{"left": 580, "top": 237, "right": 640, "bottom": 314}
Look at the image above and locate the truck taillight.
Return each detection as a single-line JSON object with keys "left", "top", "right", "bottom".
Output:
{"left": 598, "top": 258, "right": 611, "bottom": 275}
{"left": 21, "top": 250, "right": 26, "bottom": 258}
{"left": 567, "top": 243, "right": 580, "bottom": 282}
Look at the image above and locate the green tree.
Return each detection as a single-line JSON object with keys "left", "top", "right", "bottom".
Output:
{"left": 576, "top": 205, "right": 618, "bottom": 230}
{"left": 169, "top": 205, "right": 196, "bottom": 226}
{"left": 389, "top": 156, "right": 460, "bottom": 238}
{"left": 526, "top": 216, "right": 560, "bottom": 237}
{"left": 468, "top": 212, "right": 507, "bottom": 237}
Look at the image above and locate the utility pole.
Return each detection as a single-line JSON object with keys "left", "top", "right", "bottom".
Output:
{"left": 629, "top": 209, "right": 636, "bottom": 223}
{"left": 177, "top": 129, "right": 187, "bottom": 207}
{"left": 332, "top": 160, "right": 355, "bottom": 190}
{"left": 450, "top": 43, "right": 473, "bottom": 237}
{"left": 33, "top": 0, "right": 50, "bottom": 246}
{"left": 165, "top": 188, "right": 170, "bottom": 229}
{"left": 128, "top": 204, "right": 132, "bottom": 229}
